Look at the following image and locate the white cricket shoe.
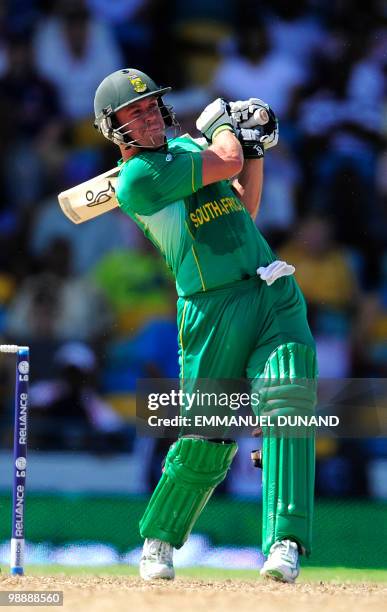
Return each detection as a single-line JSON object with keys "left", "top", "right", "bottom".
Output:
{"left": 260, "top": 539, "right": 300, "bottom": 583}
{"left": 140, "top": 538, "right": 175, "bottom": 581}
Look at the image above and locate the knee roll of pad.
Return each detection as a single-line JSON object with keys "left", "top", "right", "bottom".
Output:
{"left": 139, "top": 437, "right": 237, "bottom": 548}
{"left": 258, "top": 343, "right": 317, "bottom": 420}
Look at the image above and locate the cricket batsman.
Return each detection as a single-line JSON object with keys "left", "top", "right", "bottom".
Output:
{"left": 94, "top": 69, "right": 318, "bottom": 583}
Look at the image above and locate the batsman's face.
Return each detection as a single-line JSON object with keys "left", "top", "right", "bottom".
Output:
{"left": 115, "top": 96, "right": 166, "bottom": 148}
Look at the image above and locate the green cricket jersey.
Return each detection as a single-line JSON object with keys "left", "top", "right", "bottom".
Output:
{"left": 116, "top": 136, "right": 276, "bottom": 297}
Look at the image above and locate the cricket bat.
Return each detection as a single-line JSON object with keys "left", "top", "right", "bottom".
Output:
{"left": 58, "top": 166, "right": 120, "bottom": 224}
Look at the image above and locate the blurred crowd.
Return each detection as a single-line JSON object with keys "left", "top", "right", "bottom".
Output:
{"left": 0, "top": 0, "right": 386, "bottom": 497}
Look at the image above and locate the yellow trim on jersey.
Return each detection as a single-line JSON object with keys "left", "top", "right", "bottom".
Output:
{"left": 191, "top": 245, "right": 206, "bottom": 291}
{"left": 178, "top": 300, "right": 188, "bottom": 382}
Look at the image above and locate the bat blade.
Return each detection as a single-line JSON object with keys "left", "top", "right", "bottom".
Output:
{"left": 58, "top": 166, "right": 121, "bottom": 224}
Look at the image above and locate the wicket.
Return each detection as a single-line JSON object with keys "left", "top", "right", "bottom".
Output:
{"left": 0, "top": 345, "right": 30, "bottom": 575}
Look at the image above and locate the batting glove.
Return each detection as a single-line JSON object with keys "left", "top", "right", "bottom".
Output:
{"left": 231, "top": 98, "right": 279, "bottom": 154}
{"left": 236, "top": 127, "right": 267, "bottom": 159}
{"left": 196, "top": 98, "right": 236, "bottom": 143}
{"left": 230, "top": 98, "right": 270, "bottom": 127}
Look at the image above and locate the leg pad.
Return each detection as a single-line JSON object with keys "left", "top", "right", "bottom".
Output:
{"left": 258, "top": 343, "right": 318, "bottom": 556}
{"left": 139, "top": 437, "right": 237, "bottom": 548}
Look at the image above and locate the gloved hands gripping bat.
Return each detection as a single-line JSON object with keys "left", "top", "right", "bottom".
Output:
{"left": 195, "top": 97, "right": 279, "bottom": 158}
{"left": 58, "top": 97, "right": 278, "bottom": 224}
{"left": 230, "top": 97, "right": 279, "bottom": 158}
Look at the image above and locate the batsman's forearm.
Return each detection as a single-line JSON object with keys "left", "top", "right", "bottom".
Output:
{"left": 201, "top": 129, "right": 244, "bottom": 185}
{"left": 232, "top": 159, "right": 264, "bottom": 220}
{"left": 209, "top": 129, "right": 244, "bottom": 168}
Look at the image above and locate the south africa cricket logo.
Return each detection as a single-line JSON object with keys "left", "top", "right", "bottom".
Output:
{"left": 86, "top": 181, "right": 116, "bottom": 207}
{"left": 128, "top": 75, "right": 147, "bottom": 93}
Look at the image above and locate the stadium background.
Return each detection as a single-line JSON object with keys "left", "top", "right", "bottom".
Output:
{"left": 0, "top": 0, "right": 385, "bottom": 570}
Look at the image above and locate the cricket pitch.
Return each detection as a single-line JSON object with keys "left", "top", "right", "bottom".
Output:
{"left": 1, "top": 570, "right": 386, "bottom": 612}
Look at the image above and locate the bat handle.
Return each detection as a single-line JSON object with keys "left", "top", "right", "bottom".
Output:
{"left": 253, "top": 108, "right": 269, "bottom": 125}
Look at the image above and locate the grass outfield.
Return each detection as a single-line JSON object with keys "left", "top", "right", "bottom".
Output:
{"left": 17, "top": 565, "right": 387, "bottom": 582}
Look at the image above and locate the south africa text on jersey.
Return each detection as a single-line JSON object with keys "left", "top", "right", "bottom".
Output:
{"left": 189, "top": 197, "right": 245, "bottom": 228}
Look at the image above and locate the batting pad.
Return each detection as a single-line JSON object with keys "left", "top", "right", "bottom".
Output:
{"left": 257, "top": 343, "right": 318, "bottom": 556}
{"left": 139, "top": 437, "right": 237, "bottom": 548}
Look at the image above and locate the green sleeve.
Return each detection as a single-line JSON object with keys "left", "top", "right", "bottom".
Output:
{"left": 117, "top": 149, "right": 203, "bottom": 215}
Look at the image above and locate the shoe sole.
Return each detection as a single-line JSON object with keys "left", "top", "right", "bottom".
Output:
{"left": 261, "top": 569, "right": 296, "bottom": 583}
{"left": 140, "top": 575, "right": 175, "bottom": 581}
{"left": 139, "top": 566, "right": 175, "bottom": 581}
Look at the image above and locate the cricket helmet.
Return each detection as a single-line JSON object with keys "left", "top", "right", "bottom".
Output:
{"left": 94, "top": 68, "right": 177, "bottom": 147}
